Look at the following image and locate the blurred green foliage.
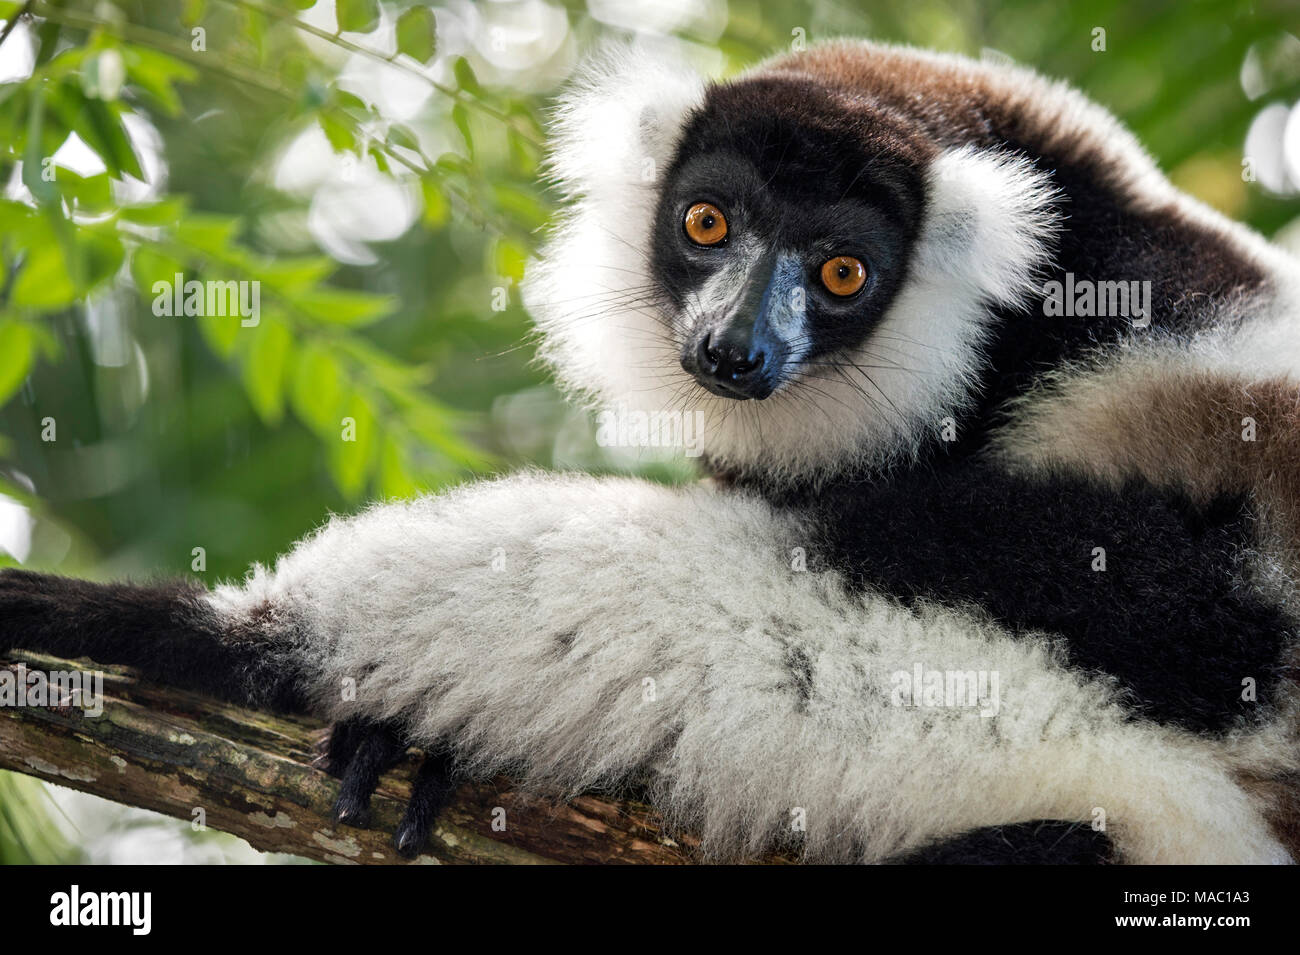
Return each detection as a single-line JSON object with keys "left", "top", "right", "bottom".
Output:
{"left": 0, "top": 0, "right": 1297, "bottom": 864}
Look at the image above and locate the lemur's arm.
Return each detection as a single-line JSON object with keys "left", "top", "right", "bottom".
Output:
{"left": 0, "top": 471, "right": 1283, "bottom": 863}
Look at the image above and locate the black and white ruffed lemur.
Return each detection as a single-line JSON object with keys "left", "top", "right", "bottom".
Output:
{"left": 4, "top": 41, "right": 1300, "bottom": 864}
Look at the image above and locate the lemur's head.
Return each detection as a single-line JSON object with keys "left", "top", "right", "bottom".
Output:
{"left": 523, "top": 42, "right": 1061, "bottom": 485}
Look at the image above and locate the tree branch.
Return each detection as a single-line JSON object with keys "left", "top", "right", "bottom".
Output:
{"left": 0, "top": 650, "right": 702, "bottom": 865}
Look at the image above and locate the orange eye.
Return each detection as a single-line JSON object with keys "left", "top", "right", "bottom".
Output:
{"left": 820, "top": 256, "right": 867, "bottom": 296}
{"left": 684, "top": 202, "right": 728, "bottom": 246}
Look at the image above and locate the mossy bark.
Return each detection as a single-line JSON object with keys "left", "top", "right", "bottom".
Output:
{"left": 0, "top": 650, "right": 699, "bottom": 864}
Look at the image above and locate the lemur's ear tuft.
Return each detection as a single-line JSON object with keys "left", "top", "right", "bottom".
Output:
{"left": 543, "top": 43, "right": 709, "bottom": 201}
{"left": 921, "top": 146, "right": 1061, "bottom": 310}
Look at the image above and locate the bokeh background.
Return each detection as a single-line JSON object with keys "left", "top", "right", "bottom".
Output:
{"left": 1, "top": 0, "right": 1298, "bottom": 863}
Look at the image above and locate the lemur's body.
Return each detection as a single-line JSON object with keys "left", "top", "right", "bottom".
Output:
{"left": 4, "top": 41, "right": 1300, "bottom": 863}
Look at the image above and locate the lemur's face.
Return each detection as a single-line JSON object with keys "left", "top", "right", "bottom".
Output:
{"left": 525, "top": 48, "right": 1058, "bottom": 483}
{"left": 651, "top": 95, "right": 920, "bottom": 401}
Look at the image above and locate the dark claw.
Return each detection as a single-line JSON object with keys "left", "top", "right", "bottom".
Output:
{"left": 331, "top": 721, "right": 407, "bottom": 828}
{"left": 394, "top": 751, "right": 457, "bottom": 858}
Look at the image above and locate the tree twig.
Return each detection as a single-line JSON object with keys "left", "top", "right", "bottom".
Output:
{"left": 0, "top": 649, "right": 703, "bottom": 864}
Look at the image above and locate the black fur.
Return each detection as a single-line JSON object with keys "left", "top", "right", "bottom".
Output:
{"left": 394, "top": 751, "right": 457, "bottom": 859}
{"left": 332, "top": 722, "right": 408, "bottom": 827}
{"left": 0, "top": 569, "right": 308, "bottom": 712}
{"left": 888, "top": 821, "right": 1115, "bottom": 864}
{"left": 0, "top": 570, "right": 459, "bottom": 860}
{"left": 321, "top": 717, "right": 457, "bottom": 858}
{"left": 778, "top": 460, "right": 1291, "bottom": 733}
{"left": 318, "top": 717, "right": 368, "bottom": 777}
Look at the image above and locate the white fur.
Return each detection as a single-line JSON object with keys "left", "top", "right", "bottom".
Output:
{"left": 209, "top": 473, "right": 1289, "bottom": 864}
{"left": 844, "top": 148, "right": 1058, "bottom": 465}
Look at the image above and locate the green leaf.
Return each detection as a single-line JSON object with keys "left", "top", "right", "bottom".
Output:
{"left": 241, "top": 320, "right": 292, "bottom": 425}
{"left": 387, "top": 123, "right": 421, "bottom": 153}
{"left": 85, "top": 99, "right": 145, "bottom": 180}
{"left": 46, "top": 81, "right": 144, "bottom": 181}
{"left": 54, "top": 168, "right": 112, "bottom": 211}
{"left": 434, "top": 152, "right": 468, "bottom": 175}
{"left": 287, "top": 287, "right": 394, "bottom": 326}
{"left": 379, "top": 435, "right": 420, "bottom": 499}
{"left": 290, "top": 342, "right": 347, "bottom": 433}
{"left": 181, "top": 0, "right": 207, "bottom": 28}
{"left": 122, "top": 46, "right": 197, "bottom": 116}
{"left": 242, "top": 8, "right": 268, "bottom": 63}
{"left": 452, "top": 57, "right": 480, "bottom": 95}
{"left": 14, "top": 215, "right": 123, "bottom": 302}
{"left": 78, "top": 229, "right": 125, "bottom": 290}
{"left": 119, "top": 196, "right": 186, "bottom": 226}
{"left": 336, "top": 0, "right": 380, "bottom": 34}
{"left": 451, "top": 103, "right": 473, "bottom": 156}
{"left": 130, "top": 246, "right": 186, "bottom": 307}
{"left": 197, "top": 310, "right": 241, "bottom": 357}
{"left": 421, "top": 179, "right": 449, "bottom": 228}
{"left": 0, "top": 199, "right": 31, "bottom": 234}
{"left": 492, "top": 182, "right": 549, "bottom": 231}
{"left": 328, "top": 393, "right": 377, "bottom": 498}
{"left": 331, "top": 90, "right": 370, "bottom": 115}
{"left": 176, "top": 214, "right": 240, "bottom": 253}
{"left": 507, "top": 126, "right": 540, "bottom": 176}
{"left": 21, "top": 85, "right": 56, "bottom": 206}
{"left": 249, "top": 256, "right": 334, "bottom": 293}
{"left": 319, "top": 111, "right": 356, "bottom": 153}
{"left": 493, "top": 236, "right": 527, "bottom": 283}
{"left": 11, "top": 240, "right": 75, "bottom": 308}
{"left": 0, "top": 82, "right": 28, "bottom": 152}
{"left": 396, "top": 7, "right": 437, "bottom": 63}
{"left": 333, "top": 337, "right": 430, "bottom": 390}
{"left": 0, "top": 323, "right": 36, "bottom": 406}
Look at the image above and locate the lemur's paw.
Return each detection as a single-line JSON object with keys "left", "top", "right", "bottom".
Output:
{"left": 393, "top": 751, "right": 456, "bottom": 859}
{"left": 319, "top": 719, "right": 458, "bottom": 856}
{"left": 313, "top": 717, "right": 366, "bottom": 778}
{"left": 329, "top": 720, "right": 407, "bottom": 828}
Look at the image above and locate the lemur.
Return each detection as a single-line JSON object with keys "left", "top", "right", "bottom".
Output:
{"left": 3, "top": 40, "right": 1300, "bottom": 864}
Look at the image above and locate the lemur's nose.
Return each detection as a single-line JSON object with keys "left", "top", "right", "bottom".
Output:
{"left": 696, "top": 332, "right": 768, "bottom": 399}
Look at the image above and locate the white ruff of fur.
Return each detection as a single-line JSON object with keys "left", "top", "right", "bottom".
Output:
{"left": 207, "top": 473, "right": 1290, "bottom": 863}
{"left": 523, "top": 46, "right": 1059, "bottom": 484}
